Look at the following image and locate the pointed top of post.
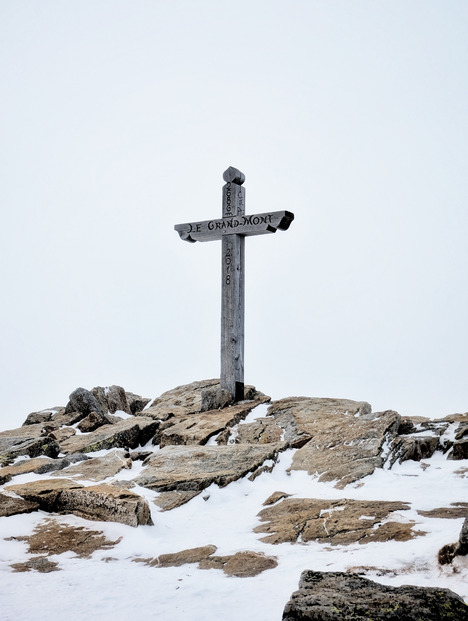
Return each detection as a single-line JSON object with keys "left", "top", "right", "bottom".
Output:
{"left": 223, "top": 166, "right": 245, "bottom": 185}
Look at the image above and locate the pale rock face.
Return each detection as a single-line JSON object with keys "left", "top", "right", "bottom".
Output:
{"left": 6, "top": 478, "right": 153, "bottom": 527}
{"left": 258, "top": 397, "right": 399, "bottom": 488}
{"left": 58, "top": 417, "right": 158, "bottom": 454}
{"left": 1, "top": 379, "right": 468, "bottom": 609}
{"left": 134, "top": 443, "right": 284, "bottom": 492}
{"left": 255, "top": 497, "right": 422, "bottom": 545}
{"left": 282, "top": 571, "right": 468, "bottom": 621}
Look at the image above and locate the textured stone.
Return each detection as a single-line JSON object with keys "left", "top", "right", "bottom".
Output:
{"left": 134, "top": 444, "right": 283, "bottom": 492}
{"left": 153, "top": 490, "right": 201, "bottom": 511}
{"left": 77, "top": 411, "right": 110, "bottom": 433}
{"left": 388, "top": 435, "right": 440, "bottom": 467}
{"left": 198, "top": 551, "right": 278, "bottom": 577}
{"left": 135, "top": 546, "right": 277, "bottom": 577}
{"left": 51, "top": 450, "right": 132, "bottom": 481}
{"left": 0, "top": 424, "right": 60, "bottom": 464}
{"left": 267, "top": 398, "right": 399, "bottom": 488}
{"left": 65, "top": 387, "right": 104, "bottom": 418}
{"left": 255, "top": 498, "right": 420, "bottom": 545}
{"left": 0, "top": 492, "right": 39, "bottom": 517}
{"left": 139, "top": 379, "right": 269, "bottom": 422}
{"left": 58, "top": 416, "right": 158, "bottom": 454}
{"left": 126, "top": 392, "right": 151, "bottom": 415}
{"left": 6, "top": 478, "right": 152, "bottom": 526}
{"left": 157, "top": 400, "right": 269, "bottom": 447}
{"left": 11, "top": 556, "right": 60, "bottom": 573}
{"left": 22, "top": 408, "right": 61, "bottom": 426}
{"left": 282, "top": 571, "right": 468, "bottom": 620}
{"left": 0, "top": 455, "right": 92, "bottom": 486}
{"left": 449, "top": 439, "right": 468, "bottom": 460}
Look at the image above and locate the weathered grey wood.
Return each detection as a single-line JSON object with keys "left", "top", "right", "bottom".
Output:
{"left": 174, "top": 210, "right": 294, "bottom": 243}
{"left": 221, "top": 172, "right": 245, "bottom": 401}
{"left": 174, "top": 167, "right": 294, "bottom": 403}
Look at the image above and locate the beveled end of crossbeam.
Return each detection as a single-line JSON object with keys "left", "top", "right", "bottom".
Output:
{"left": 277, "top": 211, "right": 295, "bottom": 231}
{"left": 223, "top": 166, "right": 245, "bottom": 185}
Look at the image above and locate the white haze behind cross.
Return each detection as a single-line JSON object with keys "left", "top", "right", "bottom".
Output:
{"left": 1, "top": 0, "right": 467, "bottom": 429}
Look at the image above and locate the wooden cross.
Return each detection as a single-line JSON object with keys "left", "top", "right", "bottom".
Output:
{"left": 175, "top": 167, "right": 294, "bottom": 403}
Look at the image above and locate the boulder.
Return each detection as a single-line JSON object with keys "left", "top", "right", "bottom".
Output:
{"left": 58, "top": 416, "right": 158, "bottom": 454}
{"left": 198, "top": 551, "right": 278, "bottom": 577}
{"left": 255, "top": 497, "right": 421, "bottom": 545}
{"left": 157, "top": 400, "right": 270, "bottom": 447}
{"left": 139, "top": 379, "right": 269, "bottom": 421}
{"left": 51, "top": 450, "right": 132, "bottom": 481}
{"left": 0, "top": 492, "right": 39, "bottom": 517}
{"left": 153, "top": 490, "right": 201, "bottom": 511}
{"left": 282, "top": 571, "right": 468, "bottom": 620}
{"left": 22, "top": 408, "right": 62, "bottom": 426}
{"left": 0, "top": 454, "right": 90, "bottom": 484}
{"left": 388, "top": 434, "right": 440, "bottom": 467}
{"left": 266, "top": 398, "right": 399, "bottom": 488}
{"left": 65, "top": 387, "right": 104, "bottom": 418}
{"left": 126, "top": 392, "right": 151, "bottom": 415}
{"left": 91, "top": 385, "right": 131, "bottom": 415}
{"left": 449, "top": 439, "right": 468, "bottom": 460}
{"left": 134, "top": 444, "right": 283, "bottom": 492}
{"left": 6, "top": 478, "right": 152, "bottom": 526}
{"left": 135, "top": 546, "right": 277, "bottom": 577}
{"left": 0, "top": 424, "right": 60, "bottom": 464}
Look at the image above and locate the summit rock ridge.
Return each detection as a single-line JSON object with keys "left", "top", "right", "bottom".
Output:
{"left": 1, "top": 380, "right": 467, "bottom": 619}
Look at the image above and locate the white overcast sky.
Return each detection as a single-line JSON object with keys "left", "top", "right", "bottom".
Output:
{"left": 1, "top": 1, "right": 467, "bottom": 429}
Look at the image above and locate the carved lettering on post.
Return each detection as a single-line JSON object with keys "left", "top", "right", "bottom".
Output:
{"left": 175, "top": 167, "right": 294, "bottom": 403}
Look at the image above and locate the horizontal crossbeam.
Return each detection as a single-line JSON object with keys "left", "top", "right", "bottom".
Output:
{"left": 174, "top": 210, "right": 294, "bottom": 243}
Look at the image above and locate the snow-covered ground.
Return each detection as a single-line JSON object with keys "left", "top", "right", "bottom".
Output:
{"left": 1, "top": 405, "right": 467, "bottom": 621}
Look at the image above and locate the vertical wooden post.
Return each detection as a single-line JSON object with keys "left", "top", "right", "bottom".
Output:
{"left": 221, "top": 167, "right": 246, "bottom": 402}
{"left": 174, "top": 166, "right": 294, "bottom": 405}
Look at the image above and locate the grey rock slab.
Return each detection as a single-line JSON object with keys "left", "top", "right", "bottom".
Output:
{"left": 6, "top": 478, "right": 152, "bottom": 527}
{"left": 267, "top": 398, "right": 399, "bottom": 488}
{"left": 0, "top": 424, "right": 60, "bottom": 464}
{"left": 0, "top": 454, "right": 90, "bottom": 483}
{"left": 58, "top": 417, "right": 158, "bottom": 454}
{"left": 139, "top": 379, "right": 269, "bottom": 421}
{"left": 255, "top": 498, "right": 420, "bottom": 546}
{"left": 282, "top": 571, "right": 468, "bottom": 620}
{"left": 158, "top": 398, "right": 270, "bottom": 447}
{"left": 51, "top": 450, "right": 132, "bottom": 481}
{"left": 0, "top": 492, "right": 39, "bottom": 517}
{"left": 153, "top": 490, "right": 201, "bottom": 511}
{"left": 134, "top": 444, "right": 283, "bottom": 492}
{"left": 65, "top": 387, "right": 104, "bottom": 417}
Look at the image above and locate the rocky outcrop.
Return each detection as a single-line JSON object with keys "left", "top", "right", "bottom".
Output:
{"left": 0, "top": 424, "right": 60, "bottom": 465}
{"left": 134, "top": 443, "right": 283, "bottom": 492}
{"left": 255, "top": 497, "right": 422, "bottom": 545}
{"left": 0, "top": 454, "right": 90, "bottom": 484}
{"left": 1, "top": 380, "right": 467, "bottom": 619}
{"left": 157, "top": 400, "right": 270, "bottom": 447}
{"left": 135, "top": 546, "right": 278, "bottom": 577}
{"left": 50, "top": 450, "right": 131, "bottom": 481}
{"left": 6, "top": 478, "right": 152, "bottom": 526}
{"left": 439, "top": 516, "right": 468, "bottom": 565}
{"left": 282, "top": 571, "right": 468, "bottom": 620}
{"left": 139, "top": 379, "right": 269, "bottom": 420}
{"left": 0, "top": 492, "right": 39, "bottom": 517}
{"left": 58, "top": 416, "right": 158, "bottom": 454}
{"left": 263, "top": 398, "right": 399, "bottom": 488}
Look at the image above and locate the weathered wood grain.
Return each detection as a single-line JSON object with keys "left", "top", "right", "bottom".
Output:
{"left": 174, "top": 167, "right": 294, "bottom": 402}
